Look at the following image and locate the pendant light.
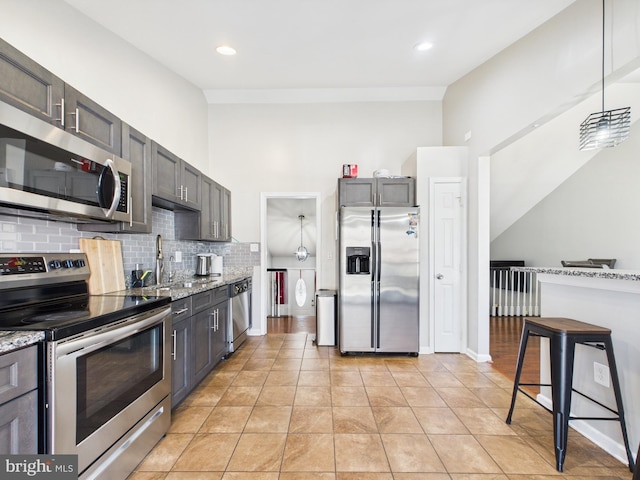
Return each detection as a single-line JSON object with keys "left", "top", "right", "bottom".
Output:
{"left": 294, "top": 214, "right": 309, "bottom": 262}
{"left": 579, "top": 0, "right": 630, "bottom": 151}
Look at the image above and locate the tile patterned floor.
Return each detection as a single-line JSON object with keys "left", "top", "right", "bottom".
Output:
{"left": 128, "top": 333, "right": 634, "bottom": 479}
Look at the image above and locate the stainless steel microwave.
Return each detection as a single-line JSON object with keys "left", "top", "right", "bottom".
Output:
{"left": 0, "top": 100, "right": 131, "bottom": 223}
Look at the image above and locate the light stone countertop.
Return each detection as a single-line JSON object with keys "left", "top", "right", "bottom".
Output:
{"left": 0, "top": 331, "right": 45, "bottom": 354}
{"left": 123, "top": 267, "right": 254, "bottom": 301}
{"left": 511, "top": 266, "right": 640, "bottom": 282}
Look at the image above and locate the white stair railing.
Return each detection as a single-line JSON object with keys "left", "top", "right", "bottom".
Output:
{"left": 490, "top": 268, "right": 539, "bottom": 317}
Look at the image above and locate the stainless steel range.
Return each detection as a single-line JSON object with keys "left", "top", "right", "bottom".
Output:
{"left": 0, "top": 253, "right": 172, "bottom": 480}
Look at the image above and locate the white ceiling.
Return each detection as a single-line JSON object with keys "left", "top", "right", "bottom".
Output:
{"left": 267, "top": 198, "right": 316, "bottom": 258}
{"left": 63, "top": 0, "right": 575, "bottom": 96}
{"left": 62, "top": 0, "right": 592, "bottom": 253}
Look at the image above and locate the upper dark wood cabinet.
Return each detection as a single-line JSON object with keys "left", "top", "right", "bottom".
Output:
{"left": 0, "top": 38, "right": 64, "bottom": 126}
{"left": 338, "top": 177, "right": 416, "bottom": 207}
{"left": 63, "top": 85, "right": 122, "bottom": 155}
{"left": 152, "top": 142, "right": 201, "bottom": 210}
{"left": 175, "top": 175, "right": 232, "bottom": 242}
{"left": 212, "top": 181, "right": 232, "bottom": 241}
{"left": 0, "top": 39, "right": 122, "bottom": 155}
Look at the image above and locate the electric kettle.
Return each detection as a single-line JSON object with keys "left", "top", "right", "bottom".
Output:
{"left": 196, "top": 254, "right": 209, "bottom": 276}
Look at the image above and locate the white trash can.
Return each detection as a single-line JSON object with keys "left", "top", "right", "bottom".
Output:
{"left": 315, "top": 289, "right": 336, "bottom": 346}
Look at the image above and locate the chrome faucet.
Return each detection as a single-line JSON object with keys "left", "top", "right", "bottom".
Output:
{"left": 155, "top": 234, "right": 164, "bottom": 285}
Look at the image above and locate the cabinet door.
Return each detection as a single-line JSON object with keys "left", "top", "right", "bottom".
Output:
{"left": 0, "top": 38, "right": 64, "bottom": 126}
{"left": 0, "top": 391, "right": 38, "bottom": 454}
{"left": 63, "top": 85, "right": 121, "bottom": 155}
{"left": 0, "top": 346, "right": 37, "bottom": 405}
{"left": 338, "top": 178, "right": 375, "bottom": 207}
{"left": 171, "top": 316, "right": 190, "bottom": 408}
{"left": 377, "top": 178, "right": 416, "bottom": 206}
{"left": 211, "top": 181, "right": 223, "bottom": 240}
{"left": 200, "top": 176, "right": 215, "bottom": 240}
{"left": 221, "top": 187, "right": 232, "bottom": 241}
{"left": 152, "top": 142, "right": 181, "bottom": 204}
{"left": 191, "top": 310, "right": 214, "bottom": 386}
{"left": 212, "top": 300, "right": 229, "bottom": 363}
{"left": 180, "top": 162, "right": 201, "bottom": 210}
{"left": 121, "top": 124, "right": 152, "bottom": 232}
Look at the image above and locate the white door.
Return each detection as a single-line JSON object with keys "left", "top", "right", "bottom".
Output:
{"left": 431, "top": 180, "right": 465, "bottom": 352}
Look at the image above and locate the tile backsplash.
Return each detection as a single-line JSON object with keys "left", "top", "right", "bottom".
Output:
{"left": 0, "top": 207, "right": 260, "bottom": 287}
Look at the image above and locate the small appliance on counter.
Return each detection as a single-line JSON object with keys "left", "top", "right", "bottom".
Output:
{"left": 196, "top": 253, "right": 223, "bottom": 276}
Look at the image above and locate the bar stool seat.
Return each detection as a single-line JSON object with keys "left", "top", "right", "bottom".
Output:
{"left": 505, "top": 317, "right": 635, "bottom": 473}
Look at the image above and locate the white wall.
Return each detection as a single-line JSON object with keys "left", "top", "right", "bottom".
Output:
{"left": 442, "top": 0, "right": 640, "bottom": 360}
{"left": 1, "top": 0, "right": 209, "bottom": 171}
{"left": 208, "top": 101, "right": 442, "bottom": 289}
{"left": 491, "top": 120, "right": 640, "bottom": 269}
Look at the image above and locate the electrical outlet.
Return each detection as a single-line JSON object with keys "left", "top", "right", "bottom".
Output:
{"left": 250, "top": 243, "right": 259, "bottom": 252}
{"left": 594, "top": 361, "right": 610, "bottom": 387}
{"left": 174, "top": 251, "right": 182, "bottom": 263}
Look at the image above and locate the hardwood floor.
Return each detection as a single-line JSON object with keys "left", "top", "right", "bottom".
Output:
{"left": 489, "top": 315, "right": 540, "bottom": 393}
{"left": 267, "top": 315, "right": 316, "bottom": 334}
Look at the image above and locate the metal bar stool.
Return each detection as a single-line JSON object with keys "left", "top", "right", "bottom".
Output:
{"left": 505, "top": 317, "right": 635, "bottom": 473}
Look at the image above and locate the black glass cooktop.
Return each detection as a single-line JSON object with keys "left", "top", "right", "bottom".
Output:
{"left": 0, "top": 293, "right": 171, "bottom": 341}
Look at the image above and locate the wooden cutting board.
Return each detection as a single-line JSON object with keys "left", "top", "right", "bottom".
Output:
{"left": 79, "top": 237, "right": 126, "bottom": 294}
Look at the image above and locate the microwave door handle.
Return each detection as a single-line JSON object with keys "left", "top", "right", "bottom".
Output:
{"left": 101, "top": 158, "right": 121, "bottom": 218}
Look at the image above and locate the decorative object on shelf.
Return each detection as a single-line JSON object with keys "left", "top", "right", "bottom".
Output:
{"left": 294, "top": 214, "right": 309, "bottom": 262}
{"left": 579, "top": 0, "right": 630, "bottom": 151}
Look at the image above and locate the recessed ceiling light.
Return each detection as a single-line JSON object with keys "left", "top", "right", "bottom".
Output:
{"left": 413, "top": 42, "right": 433, "bottom": 52}
{"left": 216, "top": 45, "right": 236, "bottom": 56}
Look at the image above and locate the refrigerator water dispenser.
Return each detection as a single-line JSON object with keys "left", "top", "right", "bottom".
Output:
{"left": 346, "top": 247, "right": 370, "bottom": 274}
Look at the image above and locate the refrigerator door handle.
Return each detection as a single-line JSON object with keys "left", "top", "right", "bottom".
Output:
{"left": 376, "top": 279, "right": 381, "bottom": 348}
{"left": 370, "top": 282, "right": 376, "bottom": 349}
{"left": 370, "top": 209, "right": 376, "bottom": 349}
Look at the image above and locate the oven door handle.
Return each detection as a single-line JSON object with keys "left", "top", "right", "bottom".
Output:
{"left": 55, "top": 306, "right": 170, "bottom": 357}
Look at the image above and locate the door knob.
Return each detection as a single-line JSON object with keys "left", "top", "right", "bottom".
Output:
{"left": 436, "top": 273, "right": 444, "bottom": 279}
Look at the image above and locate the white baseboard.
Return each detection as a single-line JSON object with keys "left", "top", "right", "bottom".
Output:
{"left": 465, "top": 347, "right": 492, "bottom": 363}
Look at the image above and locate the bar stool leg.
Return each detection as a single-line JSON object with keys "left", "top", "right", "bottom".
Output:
{"left": 603, "top": 337, "right": 635, "bottom": 472}
{"left": 550, "top": 333, "right": 575, "bottom": 472}
{"left": 506, "top": 323, "right": 530, "bottom": 424}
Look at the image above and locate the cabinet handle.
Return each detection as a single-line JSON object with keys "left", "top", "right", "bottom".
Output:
{"left": 379, "top": 193, "right": 382, "bottom": 205}
{"left": 56, "top": 98, "right": 65, "bottom": 127}
{"left": 184, "top": 186, "right": 188, "bottom": 203}
{"left": 171, "top": 330, "right": 177, "bottom": 361}
{"left": 178, "top": 185, "right": 184, "bottom": 200}
{"left": 173, "top": 307, "right": 189, "bottom": 315}
{"left": 69, "top": 108, "right": 80, "bottom": 132}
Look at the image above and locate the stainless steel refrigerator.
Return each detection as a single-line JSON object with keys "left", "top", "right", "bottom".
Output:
{"left": 338, "top": 206, "right": 419, "bottom": 355}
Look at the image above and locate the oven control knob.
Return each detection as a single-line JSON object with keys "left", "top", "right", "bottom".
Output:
{"left": 62, "top": 259, "right": 74, "bottom": 268}
{"left": 49, "top": 260, "right": 61, "bottom": 270}
{"left": 73, "top": 259, "right": 85, "bottom": 268}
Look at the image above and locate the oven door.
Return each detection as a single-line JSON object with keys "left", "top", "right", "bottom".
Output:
{"left": 47, "top": 305, "right": 171, "bottom": 476}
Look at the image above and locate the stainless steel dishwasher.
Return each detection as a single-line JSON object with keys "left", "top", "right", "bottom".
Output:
{"left": 228, "top": 277, "right": 251, "bottom": 352}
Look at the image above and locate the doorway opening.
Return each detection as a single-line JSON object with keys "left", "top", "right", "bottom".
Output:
{"left": 259, "top": 192, "right": 321, "bottom": 335}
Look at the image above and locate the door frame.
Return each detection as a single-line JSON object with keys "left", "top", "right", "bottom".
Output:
{"left": 429, "top": 177, "right": 467, "bottom": 353}
{"left": 257, "top": 192, "right": 322, "bottom": 335}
